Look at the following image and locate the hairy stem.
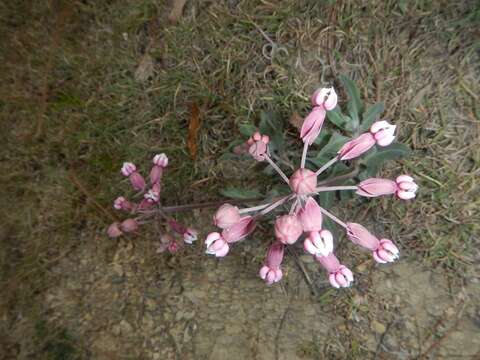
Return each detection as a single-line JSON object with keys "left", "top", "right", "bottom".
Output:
{"left": 239, "top": 202, "right": 272, "bottom": 214}
{"left": 300, "top": 141, "right": 309, "bottom": 168}
{"left": 265, "top": 154, "right": 290, "bottom": 184}
{"left": 257, "top": 195, "right": 293, "bottom": 217}
{"left": 315, "top": 157, "right": 338, "bottom": 176}
{"left": 315, "top": 185, "right": 358, "bottom": 192}
{"left": 289, "top": 197, "right": 299, "bottom": 214}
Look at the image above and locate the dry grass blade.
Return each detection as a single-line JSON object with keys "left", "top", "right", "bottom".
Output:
{"left": 168, "top": 0, "right": 187, "bottom": 24}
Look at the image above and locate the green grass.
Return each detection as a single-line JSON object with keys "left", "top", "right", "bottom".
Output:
{"left": 0, "top": 0, "right": 478, "bottom": 357}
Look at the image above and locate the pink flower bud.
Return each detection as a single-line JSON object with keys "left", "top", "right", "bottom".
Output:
{"left": 266, "top": 242, "right": 285, "bottom": 268}
{"left": 222, "top": 216, "right": 256, "bottom": 243}
{"left": 356, "top": 178, "right": 397, "bottom": 197}
{"left": 274, "top": 214, "right": 303, "bottom": 245}
{"left": 213, "top": 204, "right": 241, "bottom": 229}
{"left": 205, "top": 232, "right": 229, "bottom": 257}
{"left": 329, "top": 265, "right": 354, "bottom": 288}
{"left": 150, "top": 154, "right": 168, "bottom": 184}
{"left": 121, "top": 162, "right": 136, "bottom": 176}
{"left": 120, "top": 218, "right": 138, "bottom": 233}
{"left": 373, "top": 239, "right": 400, "bottom": 263}
{"left": 168, "top": 241, "right": 180, "bottom": 254}
{"left": 298, "top": 197, "right": 323, "bottom": 231}
{"left": 311, "top": 87, "right": 337, "bottom": 111}
{"left": 304, "top": 230, "right": 333, "bottom": 257}
{"left": 338, "top": 133, "right": 376, "bottom": 160}
{"left": 183, "top": 228, "right": 198, "bottom": 244}
{"left": 149, "top": 166, "right": 163, "bottom": 185}
{"left": 107, "top": 222, "right": 123, "bottom": 238}
{"left": 289, "top": 169, "right": 317, "bottom": 195}
{"left": 168, "top": 219, "right": 186, "bottom": 234}
{"left": 144, "top": 189, "right": 160, "bottom": 203}
{"left": 316, "top": 253, "right": 354, "bottom": 288}
{"left": 315, "top": 253, "right": 341, "bottom": 272}
{"left": 137, "top": 198, "right": 153, "bottom": 210}
{"left": 300, "top": 106, "right": 326, "bottom": 145}
{"left": 370, "top": 121, "right": 396, "bottom": 147}
{"left": 152, "top": 153, "right": 169, "bottom": 167}
{"left": 113, "top": 196, "right": 133, "bottom": 211}
{"left": 129, "top": 172, "right": 146, "bottom": 191}
{"left": 247, "top": 131, "right": 270, "bottom": 161}
{"left": 259, "top": 265, "right": 283, "bottom": 285}
{"left": 259, "top": 242, "right": 285, "bottom": 285}
{"left": 395, "top": 175, "right": 418, "bottom": 200}
{"left": 346, "top": 223, "right": 380, "bottom": 251}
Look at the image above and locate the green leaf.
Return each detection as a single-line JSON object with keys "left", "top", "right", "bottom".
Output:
{"left": 362, "top": 143, "right": 411, "bottom": 175}
{"left": 330, "top": 162, "right": 350, "bottom": 176}
{"left": 359, "top": 103, "right": 384, "bottom": 132}
{"left": 265, "top": 184, "right": 291, "bottom": 199}
{"left": 220, "top": 187, "right": 262, "bottom": 200}
{"left": 316, "top": 132, "right": 349, "bottom": 159}
{"left": 339, "top": 75, "right": 364, "bottom": 130}
{"left": 313, "top": 128, "right": 331, "bottom": 146}
{"left": 239, "top": 123, "right": 256, "bottom": 137}
{"left": 326, "top": 108, "right": 348, "bottom": 130}
{"left": 318, "top": 191, "right": 334, "bottom": 209}
{"left": 340, "top": 179, "right": 356, "bottom": 200}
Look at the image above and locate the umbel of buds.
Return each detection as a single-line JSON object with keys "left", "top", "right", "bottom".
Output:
{"left": 107, "top": 154, "right": 198, "bottom": 255}
{"left": 205, "top": 86, "right": 418, "bottom": 289}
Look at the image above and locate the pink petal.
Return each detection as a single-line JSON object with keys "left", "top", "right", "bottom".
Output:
{"left": 215, "top": 243, "right": 230, "bottom": 257}
{"left": 266, "top": 270, "right": 276, "bottom": 284}
{"left": 340, "top": 266, "right": 354, "bottom": 282}
{"left": 397, "top": 190, "right": 416, "bottom": 200}
{"left": 304, "top": 238, "right": 318, "bottom": 255}
{"left": 396, "top": 175, "right": 413, "bottom": 183}
{"left": 335, "top": 272, "right": 348, "bottom": 287}
{"left": 376, "top": 134, "right": 395, "bottom": 147}
{"left": 329, "top": 273, "right": 340, "bottom": 288}
{"left": 373, "top": 251, "right": 388, "bottom": 264}
{"left": 259, "top": 266, "right": 269, "bottom": 280}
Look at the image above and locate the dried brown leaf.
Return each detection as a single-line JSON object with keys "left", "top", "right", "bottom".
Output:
{"left": 289, "top": 111, "right": 303, "bottom": 130}
{"left": 187, "top": 103, "right": 201, "bottom": 159}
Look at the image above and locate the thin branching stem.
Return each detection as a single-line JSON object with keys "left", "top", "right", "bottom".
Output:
{"left": 265, "top": 154, "right": 290, "bottom": 184}
{"left": 289, "top": 197, "right": 299, "bottom": 214}
{"left": 317, "top": 205, "right": 348, "bottom": 229}
{"left": 239, "top": 202, "right": 272, "bottom": 214}
{"left": 315, "top": 185, "right": 358, "bottom": 192}
{"left": 315, "top": 157, "right": 338, "bottom": 176}
{"left": 257, "top": 195, "right": 294, "bottom": 217}
{"left": 300, "top": 141, "right": 309, "bottom": 168}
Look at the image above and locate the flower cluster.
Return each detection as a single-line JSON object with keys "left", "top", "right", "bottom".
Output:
{"left": 107, "top": 154, "right": 197, "bottom": 253}
{"left": 205, "top": 87, "right": 418, "bottom": 288}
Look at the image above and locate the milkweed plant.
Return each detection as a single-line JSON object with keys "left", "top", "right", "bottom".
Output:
{"left": 108, "top": 77, "right": 417, "bottom": 289}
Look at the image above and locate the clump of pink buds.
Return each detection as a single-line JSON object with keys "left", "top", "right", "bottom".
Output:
{"left": 107, "top": 154, "right": 198, "bottom": 255}
{"left": 205, "top": 86, "right": 418, "bottom": 289}
{"left": 247, "top": 132, "right": 270, "bottom": 161}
